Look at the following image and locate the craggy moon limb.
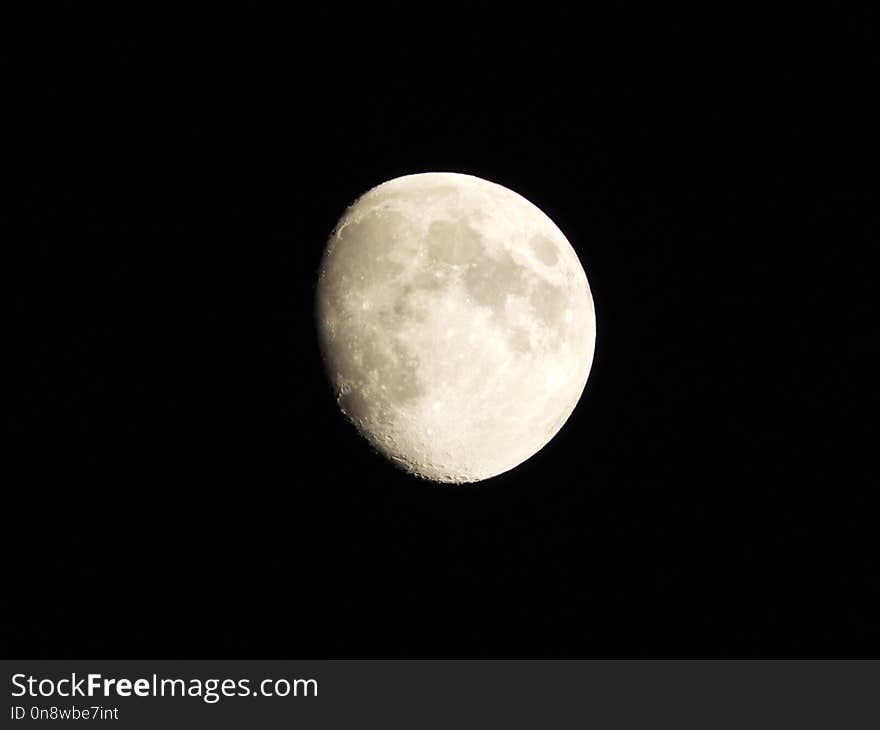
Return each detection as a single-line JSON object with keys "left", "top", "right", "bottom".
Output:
{"left": 316, "top": 172, "right": 596, "bottom": 483}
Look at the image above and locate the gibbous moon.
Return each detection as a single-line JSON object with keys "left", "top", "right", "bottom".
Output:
{"left": 316, "top": 172, "right": 596, "bottom": 483}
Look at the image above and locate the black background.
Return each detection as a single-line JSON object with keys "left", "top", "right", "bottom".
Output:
{"left": 6, "top": 4, "right": 879, "bottom": 658}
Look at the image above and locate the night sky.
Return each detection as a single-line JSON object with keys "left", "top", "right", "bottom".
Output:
{"left": 6, "top": 4, "right": 878, "bottom": 658}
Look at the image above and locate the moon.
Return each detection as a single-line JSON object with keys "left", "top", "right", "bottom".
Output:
{"left": 315, "top": 172, "right": 596, "bottom": 483}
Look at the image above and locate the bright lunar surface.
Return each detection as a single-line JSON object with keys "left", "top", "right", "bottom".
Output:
{"left": 316, "top": 172, "right": 596, "bottom": 483}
